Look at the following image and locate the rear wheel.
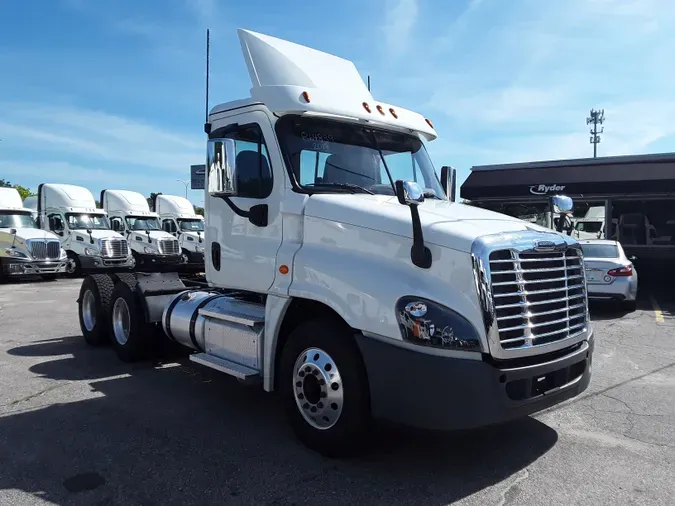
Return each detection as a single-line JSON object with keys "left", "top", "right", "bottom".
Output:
{"left": 278, "top": 318, "right": 371, "bottom": 458}
{"left": 108, "top": 277, "right": 153, "bottom": 362}
{"left": 78, "top": 274, "right": 114, "bottom": 346}
{"left": 622, "top": 300, "right": 637, "bottom": 312}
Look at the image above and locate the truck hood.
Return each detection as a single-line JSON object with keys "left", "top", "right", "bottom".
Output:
{"left": 73, "top": 229, "right": 125, "bottom": 241}
{"left": 304, "top": 194, "right": 560, "bottom": 253}
{"left": 127, "top": 230, "right": 175, "bottom": 242}
{"left": 0, "top": 227, "right": 60, "bottom": 241}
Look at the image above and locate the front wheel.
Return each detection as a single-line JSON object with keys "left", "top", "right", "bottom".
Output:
{"left": 65, "top": 252, "right": 82, "bottom": 278}
{"left": 278, "top": 318, "right": 371, "bottom": 458}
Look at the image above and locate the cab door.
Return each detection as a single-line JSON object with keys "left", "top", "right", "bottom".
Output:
{"left": 205, "top": 110, "right": 283, "bottom": 293}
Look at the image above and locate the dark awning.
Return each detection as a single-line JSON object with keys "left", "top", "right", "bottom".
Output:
{"left": 460, "top": 152, "right": 675, "bottom": 201}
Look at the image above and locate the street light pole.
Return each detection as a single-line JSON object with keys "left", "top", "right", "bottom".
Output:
{"left": 176, "top": 179, "right": 189, "bottom": 198}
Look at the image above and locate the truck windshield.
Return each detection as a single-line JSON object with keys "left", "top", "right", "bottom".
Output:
{"left": 126, "top": 216, "right": 161, "bottom": 230}
{"left": 66, "top": 213, "right": 110, "bottom": 230}
{"left": 575, "top": 221, "right": 603, "bottom": 233}
{"left": 178, "top": 219, "right": 204, "bottom": 232}
{"left": 275, "top": 115, "right": 445, "bottom": 198}
{"left": 0, "top": 211, "right": 36, "bottom": 229}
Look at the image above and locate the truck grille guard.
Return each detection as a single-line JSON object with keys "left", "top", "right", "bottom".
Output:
{"left": 471, "top": 231, "right": 592, "bottom": 360}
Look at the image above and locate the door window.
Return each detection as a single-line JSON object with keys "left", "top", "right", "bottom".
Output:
{"left": 225, "top": 124, "right": 273, "bottom": 198}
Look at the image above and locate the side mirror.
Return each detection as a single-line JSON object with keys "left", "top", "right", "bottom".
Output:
{"left": 10, "top": 228, "right": 17, "bottom": 235}
{"left": 395, "top": 180, "right": 424, "bottom": 206}
{"left": 207, "top": 138, "right": 238, "bottom": 195}
{"left": 552, "top": 195, "right": 574, "bottom": 214}
{"left": 440, "top": 166, "right": 456, "bottom": 202}
{"left": 394, "top": 180, "right": 431, "bottom": 269}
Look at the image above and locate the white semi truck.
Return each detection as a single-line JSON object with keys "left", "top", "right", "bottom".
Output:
{"left": 101, "top": 189, "right": 182, "bottom": 270}
{"left": 0, "top": 187, "right": 67, "bottom": 280}
{"left": 154, "top": 194, "right": 205, "bottom": 268}
{"left": 36, "top": 183, "right": 134, "bottom": 276}
{"left": 77, "top": 29, "right": 594, "bottom": 457}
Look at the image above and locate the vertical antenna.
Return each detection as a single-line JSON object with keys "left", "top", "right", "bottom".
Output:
{"left": 367, "top": 75, "right": 371, "bottom": 91}
{"left": 203, "top": 28, "right": 211, "bottom": 134}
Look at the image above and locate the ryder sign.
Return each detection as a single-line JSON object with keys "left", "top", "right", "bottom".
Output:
{"left": 530, "top": 184, "right": 566, "bottom": 195}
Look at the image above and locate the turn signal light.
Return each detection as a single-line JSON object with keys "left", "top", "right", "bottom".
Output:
{"left": 607, "top": 265, "right": 633, "bottom": 277}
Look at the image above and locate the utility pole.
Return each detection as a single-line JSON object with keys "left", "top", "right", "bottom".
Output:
{"left": 176, "top": 179, "right": 189, "bottom": 198}
{"left": 586, "top": 109, "right": 605, "bottom": 158}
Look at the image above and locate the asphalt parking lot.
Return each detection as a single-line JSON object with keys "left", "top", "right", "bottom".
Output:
{"left": 1, "top": 277, "right": 673, "bottom": 506}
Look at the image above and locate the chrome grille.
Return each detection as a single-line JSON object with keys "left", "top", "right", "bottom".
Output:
{"left": 27, "top": 239, "right": 61, "bottom": 260}
{"left": 101, "top": 238, "right": 128, "bottom": 258}
{"left": 489, "top": 247, "right": 587, "bottom": 350}
{"left": 158, "top": 239, "right": 179, "bottom": 256}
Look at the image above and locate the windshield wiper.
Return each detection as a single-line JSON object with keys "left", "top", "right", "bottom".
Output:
{"left": 305, "top": 183, "right": 374, "bottom": 195}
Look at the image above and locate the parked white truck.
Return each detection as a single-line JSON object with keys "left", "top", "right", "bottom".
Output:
{"left": 101, "top": 189, "right": 182, "bottom": 270}
{"left": 77, "top": 29, "right": 594, "bottom": 457}
{"left": 1, "top": 187, "right": 67, "bottom": 280}
{"left": 154, "top": 194, "right": 205, "bottom": 268}
{"left": 36, "top": 184, "right": 134, "bottom": 276}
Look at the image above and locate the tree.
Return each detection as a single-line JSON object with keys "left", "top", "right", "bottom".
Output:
{"left": 0, "top": 179, "right": 36, "bottom": 201}
{"left": 195, "top": 206, "right": 204, "bottom": 216}
{"left": 147, "top": 192, "right": 162, "bottom": 211}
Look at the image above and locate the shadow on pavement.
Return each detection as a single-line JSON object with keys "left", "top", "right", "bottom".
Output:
{"left": 3, "top": 335, "right": 559, "bottom": 505}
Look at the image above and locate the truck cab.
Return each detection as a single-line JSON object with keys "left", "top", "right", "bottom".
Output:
{"left": 154, "top": 194, "right": 205, "bottom": 268}
{"left": 36, "top": 184, "right": 133, "bottom": 276}
{"left": 77, "top": 29, "right": 594, "bottom": 457}
{"left": 101, "top": 189, "right": 182, "bottom": 269}
{"left": 0, "top": 187, "right": 67, "bottom": 280}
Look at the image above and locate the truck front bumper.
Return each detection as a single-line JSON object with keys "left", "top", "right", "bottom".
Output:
{"left": 135, "top": 253, "right": 183, "bottom": 266}
{"left": 79, "top": 255, "right": 134, "bottom": 271}
{"left": 355, "top": 331, "right": 593, "bottom": 431}
{"left": 1, "top": 258, "right": 68, "bottom": 276}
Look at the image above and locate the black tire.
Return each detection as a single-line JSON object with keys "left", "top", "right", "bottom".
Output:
{"left": 108, "top": 278, "right": 153, "bottom": 362}
{"left": 66, "top": 252, "right": 82, "bottom": 278}
{"left": 278, "top": 318, "right": 371, "bottom": 458}
{"left": 622, "top": 300, "right": 637, "bottom": 312}
{"left": 78, "top": 274, "right": 115, "bottom": 346}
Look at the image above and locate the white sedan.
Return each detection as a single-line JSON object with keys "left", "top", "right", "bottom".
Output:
{"left": 579, "top": 239, "right": 638, "bottom": 311}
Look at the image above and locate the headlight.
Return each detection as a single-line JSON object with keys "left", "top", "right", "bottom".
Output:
{"left": 5, "top": 248, "right": 28, "bottom": 259}
{"left": 144, "top": 246, "right": 155, "bottom": 254}
{"left": 60, "top": 249, "right": 67, "bottom": 259}
{"left": 195, "top": 246, "right": 204, "bottom": 253}
{"left": 395, "top": 297, "right": 482, "bottom": 351}
{"left": 84, "top": 247, "right": 99, "bottom": 256}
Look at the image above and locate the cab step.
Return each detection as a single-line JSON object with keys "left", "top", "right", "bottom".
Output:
{"left": 189, "top": 352, "right": 261, "bottom": 384}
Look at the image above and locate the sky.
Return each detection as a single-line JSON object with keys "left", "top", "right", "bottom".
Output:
{"left": 1, "top": 0, "right": 674, "bottom": 206}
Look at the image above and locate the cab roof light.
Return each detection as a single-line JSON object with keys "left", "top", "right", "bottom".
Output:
{"left": 376, "top": 105, "right": 385, "bottom": 115}
{"left": 425, "top": 118, "right": 434, "bottom": 129}
{"left": 362, "top": 102, "right": 371, "bottom": 113}
{"left": 389, "top": 107, "right": 398, "bottom": 119}
{"left": 301, "top": 91, "right": 311, "bottom": 103}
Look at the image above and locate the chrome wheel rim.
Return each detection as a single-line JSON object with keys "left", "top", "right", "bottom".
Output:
{"left": 82, "top": 290, "right": 96, "bottom": 332}
{"left": 112, "top": 297, "right": 131, "bottom": 346}
{"left": 66, "top": 258, "right": 76, "bottom": 274}
{"left": 292, "top": 347, "right": 343, "bottom": 430}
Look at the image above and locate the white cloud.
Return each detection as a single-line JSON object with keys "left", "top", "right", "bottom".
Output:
{"left": 382, "top": 0, "right": 418, "bottom": 53}
{"left": 0, "top": 103, "right": 203, "bottom": 174}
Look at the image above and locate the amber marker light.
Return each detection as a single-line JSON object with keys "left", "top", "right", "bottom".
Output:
{"left": 279, "top": 265, "right": 289, "bottom": 275}
{"left": 362, "top": 102, "right": 371, "bottom": 113}
{"left": 425, "top": 118, "right": 434, "bottom": 129}
{"left": 301, "top": 91, "right": 311, "bottom": 103}
{"left": 389, "top": 108, "right": 398, "bottom": 118}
